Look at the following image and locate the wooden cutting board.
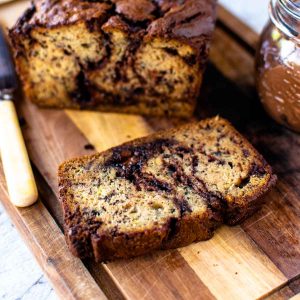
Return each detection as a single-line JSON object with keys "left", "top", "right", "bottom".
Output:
{"left": 0, "top": 2, "right": 299, "bottom": 300}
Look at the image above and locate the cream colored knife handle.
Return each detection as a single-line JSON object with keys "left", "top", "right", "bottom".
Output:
{"left": 0, "top": 100, "right": 38, "bottom": 207}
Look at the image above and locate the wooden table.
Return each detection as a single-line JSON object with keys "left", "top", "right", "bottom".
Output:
{"left": 0, "top": 1, "right": 299, "bottom": 299}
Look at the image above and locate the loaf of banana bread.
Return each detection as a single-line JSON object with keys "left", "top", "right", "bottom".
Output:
{"left": 10, "top": 0, "right": 216, "bottom": 117}
{"left": 58, "top": 117, "right": 276, "bottom": 261}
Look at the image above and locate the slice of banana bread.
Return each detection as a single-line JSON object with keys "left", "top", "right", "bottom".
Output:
{"left": 58, "top": 117, "right": 276, "bottom": 261}
{"left": 9, "top": 0, "right": 216, "bottom": 117}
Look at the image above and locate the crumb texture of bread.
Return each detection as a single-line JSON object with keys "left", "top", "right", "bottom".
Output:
{"left": 9, "top": 0, "right": 216, "bottom": 117}
{"left": 58, "top": 117, "right": 277, "bottom": 261}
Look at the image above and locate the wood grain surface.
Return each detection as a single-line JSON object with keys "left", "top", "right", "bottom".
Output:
{"left": 0, "top": 3, "right": 299, "bottom": 300}
{"left": 0, "top": 168, "right": 107, "bottom": 300}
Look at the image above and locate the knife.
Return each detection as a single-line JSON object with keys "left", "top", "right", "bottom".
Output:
{"left": 0, "top": 26, "right": 38, "bottom": 207}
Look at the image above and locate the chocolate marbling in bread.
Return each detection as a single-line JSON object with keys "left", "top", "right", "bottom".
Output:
{"left": 9, "top": 0, "right": 216, "bottom": 117}
{"left": 58, "top": 117, "right": 276, "bottom": 261}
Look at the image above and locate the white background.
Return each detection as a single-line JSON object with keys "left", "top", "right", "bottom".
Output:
{"left": 0, "top": 1, "right": 270, "bottom": 299}
{"left": 220, "top": 0, "right": 269, "bottom": 33}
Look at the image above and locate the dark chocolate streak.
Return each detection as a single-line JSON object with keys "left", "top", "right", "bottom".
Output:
{"left": 65, "top": 205, "right": 103, "bottom": 258}
{"left": 166, "top": 151, "right": 227, "bottom": 216}
{"left": 104, "top": 139, "right": 196, "bottom": 218}
{"left": 104, "top": 138, "right": 240, "bottom": 221}
{"left": 70, "top": 70, "right": 92, "bottom": 104}
{"left": 104, "top": 138, "right": 175, "bottom": 192}
{"left": 162, "top": 47, "right": 197, "bottom": 66}
{"left": 73, "top": 1, "right": 151, "bottom": 103}
{"left": 174, "top": 198, "right": 193, "bottom": 215}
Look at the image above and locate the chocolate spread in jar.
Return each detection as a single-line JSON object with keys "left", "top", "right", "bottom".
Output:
{"left": 258, "top": 62, "right": 300, "bottom": 131}
{"left": 257, "top": 18, "right": 300, "bottom": 133}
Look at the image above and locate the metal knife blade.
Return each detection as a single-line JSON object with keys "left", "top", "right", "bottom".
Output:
{"left": 0, "top": 26, "right": 17, "bottom": 94}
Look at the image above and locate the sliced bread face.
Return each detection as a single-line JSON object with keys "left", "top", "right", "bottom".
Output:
{"left": 10, "top": 0, "right": 217, "bottom": 117}
{"left": 58, "top": 117, "right": 276, "bottom": 261}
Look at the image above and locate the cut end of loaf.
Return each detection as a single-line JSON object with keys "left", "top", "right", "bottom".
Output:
{"left": 58, "top": 117, "right": 277, "bottom": 262}
{"left": 10, "top": 0, "right": 217, "bottom": 117}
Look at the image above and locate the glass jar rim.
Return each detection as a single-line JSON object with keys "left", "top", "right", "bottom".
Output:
{"left": 278, "top": 0, "right": 300, "bottom": 19}
{"left": 270, "top": 0, "right": 300, "bottom": 40}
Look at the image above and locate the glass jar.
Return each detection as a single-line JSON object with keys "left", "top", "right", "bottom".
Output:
{"left": 256, "top": 0, "right": 300, "bottom": 132}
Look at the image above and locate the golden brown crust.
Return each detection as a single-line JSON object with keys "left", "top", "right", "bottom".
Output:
{"left": 58, "top": 117, "right": 277, "bottom": 262}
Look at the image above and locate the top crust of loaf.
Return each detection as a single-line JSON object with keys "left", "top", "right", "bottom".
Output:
{"left": 58, "top": 117, "right": 276, "bottom": 261}
{"left": 10, "top": 0, "right": 216, "bottom": 61}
